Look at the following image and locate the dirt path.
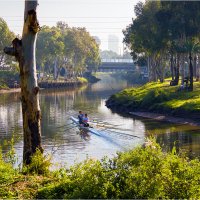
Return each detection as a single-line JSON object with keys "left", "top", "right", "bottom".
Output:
{"left": 0, "top": 88, "right": 21, "bottom": 94}
{"left": 130, "top": 111, "right": 200, "bottom": 127}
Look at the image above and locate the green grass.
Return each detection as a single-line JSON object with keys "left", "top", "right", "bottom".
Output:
{"left": 77, "top": 77, "right": 88, "bottom": 83}
{"left": 107, "top": 81, "right": 200, "bottom": 115}
{"left": 1, "top": 140, "right": 200, "bottom": 199}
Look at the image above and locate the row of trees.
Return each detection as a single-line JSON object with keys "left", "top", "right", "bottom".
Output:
{"left": 0, "top": 18, "right": 101, "bottom": 79}
{"left": 36, "top": 22, "right": 101, "bottom": 80}
{"left": 124, "top": 1, "right": 200, "bottom": 90}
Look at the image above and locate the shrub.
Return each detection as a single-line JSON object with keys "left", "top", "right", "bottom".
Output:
{"left": 37, "top": 140, "right": 200, "bottom": 199}
{"left": 23, "top": 149, "right": 51, "bottom": 175}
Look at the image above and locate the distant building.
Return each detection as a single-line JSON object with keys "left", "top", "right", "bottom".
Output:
{"left": 92, "top": 36, "right": 101, "bottom": 46}
{"left": 108, "top": 35, "right": 119, "bottom": 54}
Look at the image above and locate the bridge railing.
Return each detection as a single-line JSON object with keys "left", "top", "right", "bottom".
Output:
{"left": 101, "top": 59, "right": 133, "bottom": 63}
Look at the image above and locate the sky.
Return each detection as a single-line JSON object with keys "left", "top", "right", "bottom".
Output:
{"left": 0, "top": 0, "right": 141, "bottom": 54}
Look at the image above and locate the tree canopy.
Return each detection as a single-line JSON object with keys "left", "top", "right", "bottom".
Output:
{"left": 124, "top": 1, "right": 200, "bottom": 90}
{"left": 36, "top": 23, "right": 101, "bottom": 78}
{"left": 0, "top": 18, "right": 15, "bottom": 68}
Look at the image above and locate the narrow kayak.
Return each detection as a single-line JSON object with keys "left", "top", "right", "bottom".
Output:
{"left": 70, "top": 116, "right": 101, "bottom": 137}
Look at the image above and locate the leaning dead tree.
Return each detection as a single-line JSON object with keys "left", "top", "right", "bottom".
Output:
{"left": 4, "top": 0, "right": 43, "bottom": 164}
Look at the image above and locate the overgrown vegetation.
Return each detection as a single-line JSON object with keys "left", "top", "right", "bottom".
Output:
{"left": 106, "top": 81, "right": 200, "bottom": 119}
{"left": 0, "top": 71, "right": 19, "bottom": 89}
{"left": 0, "top": 139, "right": 200, "bottom": 199}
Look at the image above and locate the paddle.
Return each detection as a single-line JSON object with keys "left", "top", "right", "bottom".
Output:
{"left": 98, "top": 127, "right": 141, "bottom": 139}
{"left": 56, "top": 122, "right": 74, "bottom": 129}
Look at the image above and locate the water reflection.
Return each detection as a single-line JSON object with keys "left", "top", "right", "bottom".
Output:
{"left": 0, "top": 74, "right": 200, "bottom": 167}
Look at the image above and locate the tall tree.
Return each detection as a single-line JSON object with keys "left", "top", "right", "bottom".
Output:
{"left": 4, "top": 0, "right": 43, "bottom": 164}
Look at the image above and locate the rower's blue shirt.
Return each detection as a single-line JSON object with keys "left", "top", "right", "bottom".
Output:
{"left": 78, "top": 114, "right": 84, "bottom": 123}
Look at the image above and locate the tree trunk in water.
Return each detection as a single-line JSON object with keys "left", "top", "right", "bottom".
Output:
{"left": 189, "top": 52, "right": 193, "bottom": 91}
{"left": 4, "top": 0, "right": 43, "bottom": 165}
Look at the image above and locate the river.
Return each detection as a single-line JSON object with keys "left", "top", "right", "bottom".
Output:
{"left": 0, "top": 74, "right": 200, "bottom": 167}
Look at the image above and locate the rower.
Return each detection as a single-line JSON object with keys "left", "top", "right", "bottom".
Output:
{"left": 83, "top": 113, "right": 89, "bottom": 127}
{"left": 78, "top": 111, "right": 84, "bottom": 124}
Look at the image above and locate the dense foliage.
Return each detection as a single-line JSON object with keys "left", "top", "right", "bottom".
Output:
{"left": 0, "top": 18, "right": 99, "bottom": 85}
{"left": 0, "top": 140, "right": 200, "bottom": 199}
{"left": 124, "top": 1, "right": 200, "bottom": 90}
{"left": 36, "top": 22, "right": 101, "bottom": 80}
{"left": 0, "top": 18, "right": 15, "bottom": 68}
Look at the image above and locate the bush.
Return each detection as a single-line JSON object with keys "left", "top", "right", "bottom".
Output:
{"left": 0, "top": 139, "right": 200, "bottom": 199}
{"left": 0, "top": 147, "right": 20, "bottom": 198}
{"left": 37, "top": 140, "right": 200, "bottom": 199}
{"left": 23, "top": 149, "right": 51, "bottom": 175}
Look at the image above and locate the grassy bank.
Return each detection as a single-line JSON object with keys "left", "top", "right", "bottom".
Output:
{"left": 77, "top": 77, "right": 88, "bottom": 84}
{"left": 106, "top": 81, "right": 200, "bottom": 120}
{"left": 1, "top": 140, "right": 200, "bottom": 199}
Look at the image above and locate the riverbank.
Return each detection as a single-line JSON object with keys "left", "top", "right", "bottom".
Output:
{"left": 38, "top": 77, "right": 87, "bottom": 89}
{"left": 0, "top": 77, "right": 88, "bottom": 94}
{"left": 130, "top": 111, "right": 200, "bottom": 127}
{"left": 106, "top": 81, "right": 200, "bottom": 123}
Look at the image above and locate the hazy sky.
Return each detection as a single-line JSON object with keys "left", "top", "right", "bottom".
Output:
{"left": 0, "top": 0, "right": 141, "bottom": 53}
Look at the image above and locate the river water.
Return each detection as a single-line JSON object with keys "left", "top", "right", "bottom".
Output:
{"left": 0, "top": 74, "right": 200, "bottom": 167}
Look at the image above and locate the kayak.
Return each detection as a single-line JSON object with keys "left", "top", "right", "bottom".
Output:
{"left": 70, "top": 116, "right": 101, "bottom": 137}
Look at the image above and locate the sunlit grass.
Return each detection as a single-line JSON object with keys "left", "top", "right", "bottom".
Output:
{"left": 108, "top": 80, "right": 200, "bottom": 114}
{"left": 77, "top": 77, "right": 88, "bottom": 83}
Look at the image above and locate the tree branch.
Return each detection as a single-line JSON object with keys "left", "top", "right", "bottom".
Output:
{"left": 4, "top": 38, "right": 22, "bottom": 61}
{"left": 4, "top": 47, "right": 16, "bottom": 56}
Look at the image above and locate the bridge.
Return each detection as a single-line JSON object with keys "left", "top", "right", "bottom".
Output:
{"left": 88, "top": 59, "right": 135, "bottom": 72}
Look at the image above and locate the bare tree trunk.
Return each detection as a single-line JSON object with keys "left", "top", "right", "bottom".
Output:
{"left": 193, "top": 54, "right": 197, "bottom": 79}
{"left": 54, "top": 58, "right": 57, "bottom": 80}
{"left": 174, "top": 54, "right": 180, "bottom": 85}
{"left": 4, "top": 0, "right": 43, "bottom": 165}
{"left": 180, "top": 54, "right": 185, "bottom": 85}
{"left": 155, "top": 56, "right": 164, "bottom": 83}
{"left": 170, "top": 54, "right": 174, "bottom": 81}
{"left": 147, "top": 56, "right": 150, "bottom": 82}
{"left": 0, "top": 54, "right": 4, "bottom": 67}
{"left": 189, "top": 52, "right": 193, "bottom": 91}
{"left": 151, "top": 54, "right": 157, "bottom": 82}
{"left": 197, "top": 55, "right": 200, "bottom": 81}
